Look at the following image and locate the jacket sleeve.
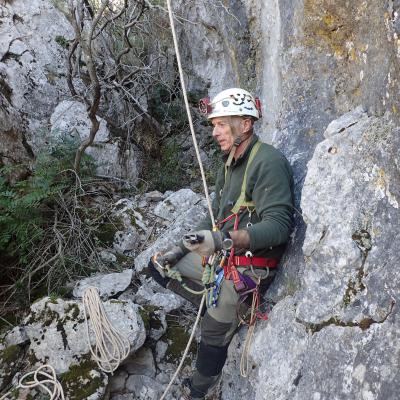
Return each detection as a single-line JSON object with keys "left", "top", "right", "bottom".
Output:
{"left": 245, "top": 153, "right": 294, "bottom": 252}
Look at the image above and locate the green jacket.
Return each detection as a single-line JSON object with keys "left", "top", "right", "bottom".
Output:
{"left": 197, "top": 134, "right": 294, "bottom": 259}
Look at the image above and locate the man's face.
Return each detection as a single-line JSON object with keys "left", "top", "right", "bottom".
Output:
{"left": 211, "top": 116, "right": 236, "bottom": 152}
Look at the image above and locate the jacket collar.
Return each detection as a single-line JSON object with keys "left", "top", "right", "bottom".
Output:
{"left": 222, "top": 134, "right": 259, "bottom": 167}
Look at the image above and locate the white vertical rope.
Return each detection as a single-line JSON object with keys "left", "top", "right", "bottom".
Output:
{"left": 158, "top": 295, "right": 206, "bottom": 400}
{"left": 166, "top": 0, "right": 216, "bottom": 228}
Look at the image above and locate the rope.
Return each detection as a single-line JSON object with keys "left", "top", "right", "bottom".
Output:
{"left": 239, "top": 291, "right": 257, "bottom": 378}
{"left": 160, "top": 0, "right": 231, "bottom": 396}
{"left": 159, "top": 294, "right": 205, "bottom": 400}
{"left": 166, "top": 0, "right": 216, "bottom": 228}
{"left": 0, "top": 364, "right": 65, "bottom": 400}
{"left": 82, "top": 286, "right": 130, "bottom": 374}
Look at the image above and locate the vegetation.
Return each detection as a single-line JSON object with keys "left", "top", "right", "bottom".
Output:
{"left": 0, "top": 0, "right": 219, "bottom": 320}
{"left": 61, "top": 358, "right": 103, "bottom": 400}
{"left": 0, "top": 135, "right": 117, "bottom": 315}
{"left": 142, "top": 139, "right": 190, "bottom": 192}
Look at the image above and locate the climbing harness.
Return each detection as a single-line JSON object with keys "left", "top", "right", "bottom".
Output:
{"left": 82, "top": 286, "right": 130, "bottom": 374}
{"left": 0, "top": 364, "right": 65, "bottom": 400}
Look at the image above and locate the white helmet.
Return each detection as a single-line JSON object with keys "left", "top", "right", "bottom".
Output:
{"left": 199, "top": 88, "right": 262, "bottom": 120}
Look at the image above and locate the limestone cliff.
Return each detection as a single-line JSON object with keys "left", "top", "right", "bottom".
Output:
{"left": 0, "top": 1, "right": 399, "bottom": 399}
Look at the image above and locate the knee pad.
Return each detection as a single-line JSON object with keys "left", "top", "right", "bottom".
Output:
{"left": 196, "top": 341, "right": 228, "bottom": 377}
{"left": 146, "top": 259, "right": 170, "bottom": 288}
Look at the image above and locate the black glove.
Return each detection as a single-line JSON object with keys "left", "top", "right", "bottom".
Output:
{"left": 154, "top": 245, "right": 185, "bottom": 269}
{"left": 182, "top": 230, "right": 232, "bottom": 256}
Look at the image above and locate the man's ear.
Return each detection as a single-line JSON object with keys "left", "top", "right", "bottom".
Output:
{"left": 242, "top": 118, "right": 253, "bottom": 134}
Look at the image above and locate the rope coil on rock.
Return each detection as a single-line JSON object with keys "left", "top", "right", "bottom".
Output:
{"left": 0, "top": 364, "right": 65, "bottom": 400}
{"left": 82, "top": 286, "right": 130, "bottom": 374}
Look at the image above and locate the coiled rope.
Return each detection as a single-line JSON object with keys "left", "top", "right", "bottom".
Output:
{"left": 82, "top": 286, "right": 130, "bottom": 374}
{"left": 0, "top": 364, "right": 65, "bottom": 400}
{"left": 0, "top": 287, "right": 130, "bottom": 399}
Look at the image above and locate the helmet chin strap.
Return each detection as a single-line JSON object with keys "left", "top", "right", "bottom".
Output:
{"left": 225, "top": 137, "right": 241, "bottom": 167}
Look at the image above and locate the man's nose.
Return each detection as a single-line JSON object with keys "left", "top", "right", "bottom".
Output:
{"left": 212, "top": 126, "right": 220, "bottom": 137}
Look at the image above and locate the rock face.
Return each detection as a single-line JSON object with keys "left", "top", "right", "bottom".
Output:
{"left": 73, "top": 269, "right": 133, "bottom": 299}
{"left": 2, "top": 1, "right": 400, "bottom": 400}
{"left": 175, "top": 4, "right": 400, "bottom": 397}
{"left": 24, "top": 296, "right": 146, "bottom": 374}
{"left": 0, "top": 0, "right": 142, "bottom": 183}
{"left": 299, "top": 108, "right": 399, "bottom": 325}
{"left": 173, "top": 0, "right": 257, "bottom": 96}
{"left": 0, "top": 0, "right": 73, "bottom": 138}
{"left": 134, "top": 188, "right": 209, "bottom": 272}
{"left": 49, "top": 100, "right": 140, "bottom": 182}
{"left": 233, "top": 110, "right": 400, "bottom": 400}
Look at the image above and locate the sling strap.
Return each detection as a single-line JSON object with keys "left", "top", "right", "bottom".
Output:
{"left": 229, "top": 256, "right": 278, "bottom": 268}
{"left": 224, "top": 140, "right": 262, "bottom": 214}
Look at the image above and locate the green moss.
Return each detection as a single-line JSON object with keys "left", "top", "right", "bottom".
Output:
{"left": 65, "top": 303, "right": 80, "bottom": 320}
{"left": 48, "top": 293, "right": 59, "bottom": 304}
{"left": 0, "top": 345, "right": 20, "bottom": 364}
{"left": 115, "top": 253, "right": 133, "bottom": 266}
{"left": 61, "top": 359, "right": 103, "bottom": 400}
{"left": 55, "top": 34, "right": 70, "bottom": 50}
{"left": 127, "top": 210, "right": 139, "bottom": 229}
{"left": 284, "top": 278, "right": 299, "bottom": 297}
{"left": 9, "top": 388, "right": 20, "bottom": 399}
{"left": 139, "top": 305, "right": 162, "bottom": 333}
{"left": 0, "top": 345, "right": 22, "bottom": 385}
{"left": 27, "top": 349, "right": 40, "bottom": 366}
{"left": 343, "top": 283, "right": 354, "bottom": 307}
{"left": 162, "top": 315, "right": 196, "bottom": 364}
{"left": 26, "top": 302, "right": 60, "bottom": 326}
{"left": 139, "top": 307, "right": 151, "bottom": 331}
{"left": 95, "top": 216, "right": 124, "bottom": 247}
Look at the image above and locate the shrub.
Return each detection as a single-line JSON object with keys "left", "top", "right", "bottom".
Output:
{"left": 0, "top": 135, "right": 94, "bottom": 261}
{"left": 142, "top": 139, "right": 191, "bottom": 192}
{"left": 0, "top": 135, "right": 105, "bottom": 309}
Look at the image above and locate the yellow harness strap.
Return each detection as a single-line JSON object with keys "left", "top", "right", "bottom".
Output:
{"left": 224, "top": 141, "right": 262, "bottom": 214}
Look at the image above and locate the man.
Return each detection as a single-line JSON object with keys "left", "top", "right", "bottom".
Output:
{"left": 148, "top": 88, "right": 294, "bottom": 399}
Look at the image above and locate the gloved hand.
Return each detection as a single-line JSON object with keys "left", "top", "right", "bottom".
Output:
{"left": 182, "top": 230, "right": 229, "bottom": 257}
{"left": 154, "top": 245, "right": 185, "bottom": 270}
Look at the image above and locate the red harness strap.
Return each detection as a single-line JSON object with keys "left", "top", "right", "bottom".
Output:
{"left": 225, "top": 212, "right": 242, "bottom": 289}
{"left": 217, "top": 208, "right": 277, "bottom": 326}
{"left": 231, "top": 256, "right": 278, "bottom": 268}
{"left": 217, "top": 209, "right": 278, "bottom": 284}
